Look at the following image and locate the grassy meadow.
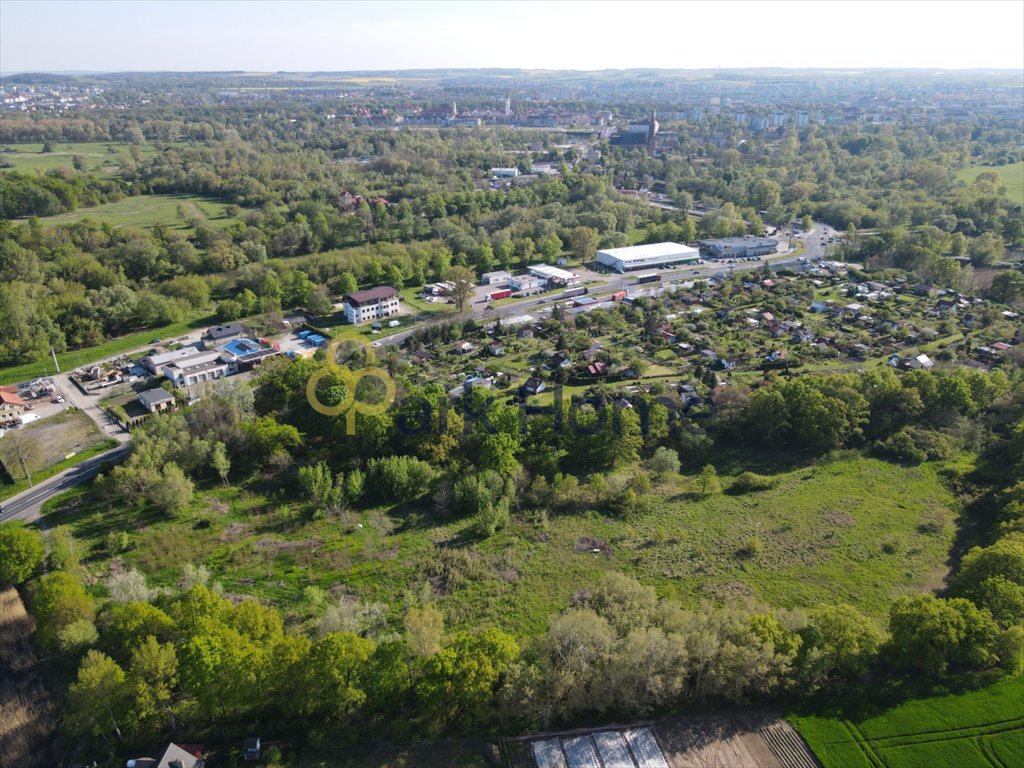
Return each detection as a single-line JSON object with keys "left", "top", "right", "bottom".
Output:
{"left": 956, "top": 161, "right": 1024, "bottom": 205}
{"left": 0, "top": 141, "right": 164, "bottom": 176}
{"left": 36, "top": 192, "right": 245, "bottom": 231}
{"left": 43, "top": 454, "right": 958, "bottom": 638}
{"left": 791, "top": 675, "right": 1024, "bottom": 768}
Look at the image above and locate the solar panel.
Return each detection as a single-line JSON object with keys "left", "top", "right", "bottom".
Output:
{"left": 531, "top": 739, "right": 568, "bottom": 768}
{"left": 593, "top": 732, "right": 636, "bottom": 768}
{"left": 562, "top": 736, "right": 601, "bottom": 768}
{"left": 624, "top": 729, "right": 669, "bottom": 768}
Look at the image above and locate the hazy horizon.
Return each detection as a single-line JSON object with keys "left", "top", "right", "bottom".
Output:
{"left": 2, "top": 0, "right": 1022, "bottom": 74}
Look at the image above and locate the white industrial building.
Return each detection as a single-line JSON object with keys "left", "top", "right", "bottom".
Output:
{"left": 528, "top": 264, "right": 579, "bottom": 287}
{"left": 481, "top": 270, "right": 512, "bottom": 285}
{"left": 596, "top": 242, "right": 701, "bottom": 273}
{"left": 509, "top": 275, "right": 544, "bottom": 293}
{"left": 342, "top": 286, "right": 401, "bottom": 324}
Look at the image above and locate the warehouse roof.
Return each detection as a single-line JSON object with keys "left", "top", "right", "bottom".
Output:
{"left": 597, "top": 242, "right": 699, "bottom": 262}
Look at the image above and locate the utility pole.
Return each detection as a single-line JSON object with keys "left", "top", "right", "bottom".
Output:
{"left": 51, "top": 347, "right": 60, "bottom": 373}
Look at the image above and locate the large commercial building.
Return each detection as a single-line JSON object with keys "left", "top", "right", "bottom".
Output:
{"left": 528, "top": 264, "right": 579, "bottom": 287}
{"left": 697, "top": 237, "right": 779, "bottom": 259}
{"left": 596, "top": 242, "right": 700, "bottom": 273}
{"left": 342, "top": 286, "right": 401, "bottom": 324}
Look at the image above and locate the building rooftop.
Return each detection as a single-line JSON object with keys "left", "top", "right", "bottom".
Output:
{"left": 138, "top": 387, "right": 175, "bottom": 408}
{"left": 343, "top": 286, "right": 399, "bottom": 306}
{"left": 597, "top": 242, "right": 699, "bottom": 262}
{"left": 203, "top": 321, "right": 245, "bottom": 340}
{"left": 528, "top": 264, "right": 577, "bottom": 281}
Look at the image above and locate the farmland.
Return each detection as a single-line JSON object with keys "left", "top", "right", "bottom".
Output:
{"left": 43, "top": 454, "right": 957, "bottom": 637}
{"left": 791, "top": 675, "right": 1024, "bottom": 768}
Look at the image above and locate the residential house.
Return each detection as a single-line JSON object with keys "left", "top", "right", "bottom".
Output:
{"left": 452, "top": 341, "right": 475, "bottom": 355}
{"left": 487, "top": 343, "right": 506, "bottom": 357}
{"left": 545, "top": 352, "right": 572, "bottom": 370}
{"left": 522, "top": 377, "right": 546, "bottom": 396}
{"left": 138, "top": 387, "right": 176, "bottom": 414}
{"left": 0, "top": 386, "right": 26, "bottom": 427}
{"left": 202, "top": 322, "right": 246, "bottom": 347}
{"left": 587, "top": 361, "right": 608, "bottom": 377}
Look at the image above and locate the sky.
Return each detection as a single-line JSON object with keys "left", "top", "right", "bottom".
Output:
{"left": 1, "top": 0, "right": 1022, "bottom": 74}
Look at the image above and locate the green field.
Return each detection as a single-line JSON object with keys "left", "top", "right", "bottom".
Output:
{"left": 35, "top": 192, "right": 244, "bottom": 231}
{"left": 0, "top": 312, "right": 215, "bottom": 387}
{"left": 791, "top": 676, "right": 1024, "bottom": 768}
{"left": 0, "top": 141, "right": 166, "bottom": 176}
{"left": 957, "top": 162, "right": 1024, "bottom": 205}
{"left": 44, "top": 455, "right": 957, "bottom": 637}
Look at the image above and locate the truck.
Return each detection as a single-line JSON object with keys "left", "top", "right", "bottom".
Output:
{"left": 560, "top": 286, "right": 588, "bottom": 300}
{"left": 635, "top": 272, "right": 662, "bottom": 284}
{"left": 486, "top": 289, "right": 512, "bottom": 302}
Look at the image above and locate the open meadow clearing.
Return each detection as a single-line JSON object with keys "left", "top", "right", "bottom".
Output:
{"left": 0, "top": 141, "right": 165, "bottom": 176}
{"left": 956, "top": 161, "right": 1024, "bottom": 205}
{"left": 43, "top": 455, "right": 958, "bottom": 637}
{"left": 35, "top": 191, "right": 245, "bottom": 230}
{"left": 790, "top": 676, "right": 1024, "bottom": 768}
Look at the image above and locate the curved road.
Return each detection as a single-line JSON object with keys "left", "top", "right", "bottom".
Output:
{"left": 0, "top": 444, "right": 131, "bottom": 525}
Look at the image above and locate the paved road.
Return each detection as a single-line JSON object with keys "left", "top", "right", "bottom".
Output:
{"left": 0, "top": 444, "right": 132, "bottom": 525}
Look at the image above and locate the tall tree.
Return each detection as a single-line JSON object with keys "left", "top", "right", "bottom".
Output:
{"left": 445, "top": 265, "right": 476, "bottom": 313}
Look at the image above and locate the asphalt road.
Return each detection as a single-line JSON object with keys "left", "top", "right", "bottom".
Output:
{"left": 0, "top": 444, "right": 132, "bottom": 525}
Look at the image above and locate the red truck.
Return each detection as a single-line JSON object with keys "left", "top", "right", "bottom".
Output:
{"left": 486, "top": 289, "right": 512, "bottom": 302}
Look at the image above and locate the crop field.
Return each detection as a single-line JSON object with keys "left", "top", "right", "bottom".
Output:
{"left": 956, "top": 161, "right": 1024, "bottom": 205}
{"left": 0, "top": 141, "right": 170, "bottom": 176}
{"left": 44, "top": 455, "right": 957, "bottom": 638}
{"left": 790, "top": 676, "right": 1024, "bottom": 768}
{"left": 36, "top": 192, "right": 246, "bottom": 231}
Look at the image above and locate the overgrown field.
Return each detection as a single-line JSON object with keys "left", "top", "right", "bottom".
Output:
{"left": 0, "top": 588, "right": 59, "bottom": 768}
{"left": 790, "top": 676, "right": 1024, "bottom": 768}
{"left": 45, "top": 455, "right": 958, "bottom": 638}
{"left": 36, "top": 192, "right": 244, "bottom": 230}
{"left": 956, "top": 161, "right": 1024, "bottom": 205}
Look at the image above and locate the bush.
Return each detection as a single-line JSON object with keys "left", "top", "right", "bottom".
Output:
{"left": 729, "top": 472, "right": 778, "bottom": 494}
{"left": 369, "top": 455, "right": 436, "bottom": 501}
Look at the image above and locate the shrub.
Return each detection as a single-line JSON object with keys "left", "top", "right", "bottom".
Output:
{"left": 738, "top": 537, "right": 764, "bottom": 559}
{"left": 729, "top": 472, "right": 778, "bottom": 494}
{"left": 368, "top": 455, "right": 436, "bottom": 501}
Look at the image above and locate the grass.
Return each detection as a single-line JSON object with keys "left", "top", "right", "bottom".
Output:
{"left": 44, "top": 455, "right": 958, "bottom": 639}
{"left": 790, "top": 675, "right": 1024, "bottom": 768}
{"left": 34, "top": 192, "right": 245, "bottom": 231}
{"left": 0, "top": 141, "right": 166, "bottom": 177}
{"left": 0, "top": 410, "right": 117, "bottom": 500}
{"left": 956, "top": 161, "right": 1024, "bottom": 205}
{"left": 0, "top": 312, "right": 215, "bottom": 386}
